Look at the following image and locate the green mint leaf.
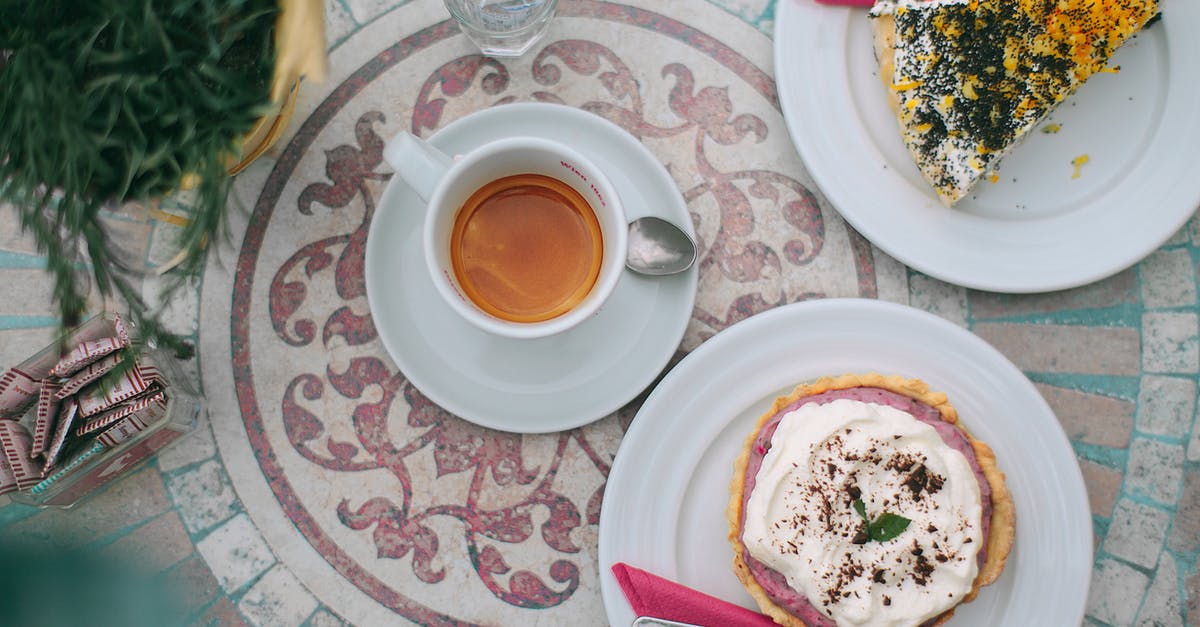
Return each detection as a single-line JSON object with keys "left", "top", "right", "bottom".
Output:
{"left": 868, "top": 513, "right": 912, "bottom": 542}
{"left": 852, "top": 499, "right": 868, "bottom": 522}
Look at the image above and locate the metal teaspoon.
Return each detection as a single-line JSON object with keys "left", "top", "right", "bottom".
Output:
{"left": 625, "top": 216, "right": 698, "bottom": 276}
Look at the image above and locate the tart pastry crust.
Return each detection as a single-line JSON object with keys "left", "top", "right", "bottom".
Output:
{"left": 727, "top": 373, "right": 1015, "bottom": 627}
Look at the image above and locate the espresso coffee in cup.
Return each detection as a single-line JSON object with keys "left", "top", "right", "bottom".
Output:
{"left": 450, "top": 173, "right": 603, "bottom": 323}
{"left": 383, "top": 132, "right": 627, "bottom": 339}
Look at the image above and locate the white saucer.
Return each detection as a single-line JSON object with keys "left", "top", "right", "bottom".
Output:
{"left": 365, "top": 103, "right": 698, "bottom": 434}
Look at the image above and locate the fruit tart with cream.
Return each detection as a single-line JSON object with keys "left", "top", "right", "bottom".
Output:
{"left": 727, "top": 373, "right": 1014, "bottom": 627}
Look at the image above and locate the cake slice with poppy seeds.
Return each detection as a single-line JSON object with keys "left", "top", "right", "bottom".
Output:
{"left": 870, "top": 0, "right": 1159, "bottom": 205}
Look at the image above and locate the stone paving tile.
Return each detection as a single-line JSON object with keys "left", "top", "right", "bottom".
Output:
{"left": 156, "top": 418, "right": 218, "bottom": 473}
{"left": 195, "top": 597, "right": 251, "bottom": 627}
{"left": 239, "top": 565, "right": 320, "bottom": 627}
{"left": 1143, "top": 312, "right": 1200, "bottom": 374}
{"left": 969, "top": 269, "right": 1137, "bottom": 319}
{"left": 1088, "top": 557, "right": 1152, "bottom": 626}
{"left": 1137, "top": 375, "right": 1197, "bottom": 440}
{"left": 145, "top": 216, "right": 191, "bottom": 269}
{"left": 307, "top": 608, "right": 352, "bottom": 627}
{"left": 0, "top": 211, "right": 41, "bottom": 254}
{"left": 1192, "top": 411, "right": 1200, "bottom": 463}
{"left": 98, "top": 511, "right": 192, "bottom": 573}
{"left": 96, "top": 210, "right": 153, "bottom": 270}
{"left": 1035, "top": 383, "right": 1133, "bottom": 449}
{"left": 1168, "top": 470, "right": 1200, "bottom": 554}
{"left": 140, "top": 276, "right": 201, "bottom": 337}
{"left": 1079, "top": 458, "right": 1123, "bottom": 518}
{"left": 1141, "top": 248, "right": 1198, "bottom": 309}
{"left": 164, "top": 554, "right": 223, "bottom": 621}
{"left": 0, "top": 268, "right": 56, "bottom": 315}
{"left": 325, "top": 0, "right": 358, "bottom": 45}
{"left": 0, "top": 467, "right": 169, "bottom": 550}
{"left": 908, "top": 275, "right": 967, "bottom": 327}
{"left": 1187, "top": 558, "right": 1199, "bottom": 625}
{"left": 1103, "top": 500, "right": 1170, "bottom": 571}
{"left": 195, "top": 513, "right": 276, "bottom": 594}
{"left": 1186, "top": 213, "right": 1200, "bottom": 246}
{"left": 1136, "top": 552, "right": 1185, "bottom": 627}
{"left": 167, "top": 459, "right": 239, "bottom": 534}
{"left": 345, "top": 0, "right": 405, "bottom": 24}
{"left": 720, "top": 0, "right": 772, "bottom": 21}
{"left": 1163, "top": 225, "right": 1190, "bottom": 248}
{"left": 0, "top": 327, "right": 60, "bottom": 366}
{"left": 974, "top": 323, "right": 1140, "bottom": 375}
{"left": 1126, "top": 439, "right": 1186, "bottom": 506}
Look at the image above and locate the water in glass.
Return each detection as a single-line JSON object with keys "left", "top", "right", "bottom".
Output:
{"left": 444, "top": 0, "right": 559, "bottom": 57}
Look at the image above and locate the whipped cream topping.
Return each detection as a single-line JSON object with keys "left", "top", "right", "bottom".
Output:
{"left": 742, "top": 399, "right": 982, "bottom": 627}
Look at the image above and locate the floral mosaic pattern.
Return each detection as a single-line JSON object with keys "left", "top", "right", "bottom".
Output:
{"left": 229, "top": 5, "right": 883, "bottom": 622}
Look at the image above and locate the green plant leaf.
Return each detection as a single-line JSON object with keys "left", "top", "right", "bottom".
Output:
{"left": 0, "top": 0, "right": 278, "bottom": 352}
{"left": 868, "top": 513, "right": 912, "bottom": 542}
{"left": 853, "top": 498, "right": 868, "bottom": 522}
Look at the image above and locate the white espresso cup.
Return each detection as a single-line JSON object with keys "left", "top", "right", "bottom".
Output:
{"left": 383, "top": 131, "right": 627, "bottom": 339}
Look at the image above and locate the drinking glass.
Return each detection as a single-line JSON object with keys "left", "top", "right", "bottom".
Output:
{"left": 443, "top": 0, "right": 559, "bottom": 57}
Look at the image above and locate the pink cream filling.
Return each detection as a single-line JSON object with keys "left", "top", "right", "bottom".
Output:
{"left": 738, "top": 387, "right": 993, "bottom": 627}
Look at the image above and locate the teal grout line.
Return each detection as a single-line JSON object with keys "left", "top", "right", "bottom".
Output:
{"left": 1120, "top": 488, "right": 1178, "bottom": 513}
{"left": 972, "top": 304, "right": 1142, "bottom": 328}
{"left": 1072, "top": 440, "right": 1129, "bottom": 470}
{"left": 144, "top": 213, "right": 164, "bottom": 271}
{"left": 761, "top": 0, "right": 778, "bottom": 26}
{"left": 0, "top": 314, "right": 61, "bottom": 330}
{"left": 1132, "top": 428, "right": 1190, "bottom": 446}
{"left": 1024, "top": 372, "right": 1140, "bottom": 401}
{"left": 159, "top": 454, "right": 220, "bottom": 481}
{"left": 96, "top": 206, "right": 151, "bottom": 224}
{"left": 1094, "top": 549, "right": 1156, "bottom": 579}
{"left": 0, "top": 249, "right": 47, "bottom": 269}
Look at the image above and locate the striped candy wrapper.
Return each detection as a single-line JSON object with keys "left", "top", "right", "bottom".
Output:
{"left": 48, "top": 337, "right": 125, "bottom": 378}
{"left": 76, "top": 365, "right": 162, "bottom": 417}
{"left": 57, "top": 352, "right": 124, "bottom": 399}
{"left": 0, "top": 449, "right": 16, "bottom": 495}
{"left": 32, "top": 380, "right": 63, "bottom": 457}
{"left": 42, "top": 399, "right": 79, "bottom": 477}
{"left": 76, "top": 388, "right": 166, "bottom": 438}
{"left": 96, "top": 397, "right": 167, "bottom": 447}
{"left": 0, "top": 420, "right": 40, "bottom": 490}
{"left": 47, "top": 314, "right": 130, "bottom": 378}
{"left": 0, "top": 368, "right": 40, "bottom": 418}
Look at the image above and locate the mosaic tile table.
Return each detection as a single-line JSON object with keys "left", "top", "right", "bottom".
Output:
{"left": 2, "top": 1, "right": 1199, "bottom": 625}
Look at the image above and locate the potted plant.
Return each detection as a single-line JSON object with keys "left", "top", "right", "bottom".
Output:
{"left": 0, "top": 0, "right": 326, "bottom": 354}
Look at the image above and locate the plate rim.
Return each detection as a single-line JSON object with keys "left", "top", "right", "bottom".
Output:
{"left": 364, "top": 102, "right": 698, "bottom": 433}
{"left": 598, "top": 297, "right": 1092, "bottom": 626}
{"left": 773, "top": 0, "right": 1200, "bottom": 293}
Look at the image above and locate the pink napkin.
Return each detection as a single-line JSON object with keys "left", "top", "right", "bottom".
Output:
{"left": 612, "top": 563, "right": 779, "bottom": 626}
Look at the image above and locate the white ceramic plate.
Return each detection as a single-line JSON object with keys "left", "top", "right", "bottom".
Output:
{"left": 599, "top": 299, "right": 1090, "bottom": 626}
{"left": 365, "top": 103, "right": 697, "bottom": 433}
{"left": 775, "top": 0, "right": 1200, "bottom": 293}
